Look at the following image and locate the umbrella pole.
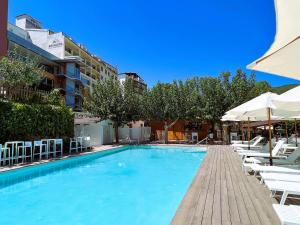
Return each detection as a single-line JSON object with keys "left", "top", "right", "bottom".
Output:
{"left": 241, "top": 122, "right": 245, "bottom": 144}
{"left": 247, "top": 117, "right": 250, "bottom": 150}
{"left": 295, "top": 119, "right": 298, "bottom": 147}
{"left": 267, "top": 108, "right": 273, "bottom": 166}
{"left": 285, "top": 121, "right": 288, "bottom": 144}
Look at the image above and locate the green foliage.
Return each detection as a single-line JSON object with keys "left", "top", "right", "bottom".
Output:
{"left": 84, "top": 77, "right": 143, "bottom": 142}
{"left": 230, "top": 69, "right": 255, "bottom": 108}
{"left": 272, "top": 84, "right": 299, "bottom": 94}
{"left": 143, "top": 69, "right": 272, "bottom": 125}
{"left": 84, "top": 77, "right": 142, "bottom": 127}
{"left": 0, "top": 50, "right": 43, "bottom": 87}
{"left": 248, "top": 81, "right": 272, "bottom": 98}
{"left": 84, "top": 68, "right": 272, "bottom": 142}
{"left": 0, "top": 101, "right": 74, "bottom": 142}
{"left": 45, "top": 89, "right": 65, "bottom": 106}
{"left": 198, "top": 76, "right": 226, "bottom": 122}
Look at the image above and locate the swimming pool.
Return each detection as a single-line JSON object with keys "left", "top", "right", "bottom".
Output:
{"left": 0, "top": 145, "right": 206, "bottom": 225}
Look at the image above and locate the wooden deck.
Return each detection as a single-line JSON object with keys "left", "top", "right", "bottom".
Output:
{"left": 171, "top": 145, "right": 281, "bottom": 225}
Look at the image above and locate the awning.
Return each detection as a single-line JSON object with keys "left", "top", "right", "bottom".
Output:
{"left": 247, "top": 0, "right": 300, "bottom": 80}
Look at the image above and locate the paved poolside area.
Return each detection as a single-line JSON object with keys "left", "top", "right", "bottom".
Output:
{"left": 0, "top": 145, "right": 119, "bottom": 173}
{"left": 171, "top": 145, "right": 281, "bottom": 225}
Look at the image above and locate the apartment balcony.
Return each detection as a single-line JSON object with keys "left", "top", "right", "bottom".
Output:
{"left": 75, "top": 88, "right": 84, "bottom": 99}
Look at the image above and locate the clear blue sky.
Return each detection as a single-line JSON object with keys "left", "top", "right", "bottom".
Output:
{"left": 8, "top": 0, "right": 300, "bottom": 87}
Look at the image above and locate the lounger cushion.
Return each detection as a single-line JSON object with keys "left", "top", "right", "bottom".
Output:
{"left": 273, "top": 204, "right": 300, "bottom": 225}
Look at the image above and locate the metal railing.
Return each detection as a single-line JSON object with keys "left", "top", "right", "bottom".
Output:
{"left": 196, "top": 137, "right": 209, "bottom": 145}
{"left": 0, "top": 84, "right": 49, "bottom": 104}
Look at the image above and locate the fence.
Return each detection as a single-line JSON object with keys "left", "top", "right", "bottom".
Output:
{"left": 0, "top": 84, "right": 49, "bottom": 103}
{"left": 118, "top": 127, "right": 151, "bottom": 143}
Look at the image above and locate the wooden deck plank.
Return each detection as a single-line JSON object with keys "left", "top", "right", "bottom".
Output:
{"left": 224, "top": 151, "right": 242, "bottom": 225}
{"left": 224, "top": 149, "right": 261, "bottom": 225}
{"left": 171, "top": 148, "right": 216, "bottom": 225}
{"left": 190, "top": 149, "right": 217, "bottom": 225}
{"left": 220, "top": 148, "right": 233, "bottom": 225}
{"left": 201, "top": 147, "right": 218, "bottom": 225}
{"left": 229, "top": 150, "right": 280, "bottom": 225}
{"left": 171, "top": 145, "right": 281, "bottom": 225}
{"left": 211, "top": 148, "right": 222, "bottom": 225}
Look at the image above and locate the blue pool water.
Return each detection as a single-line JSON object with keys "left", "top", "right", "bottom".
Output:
{"left": 0, "top": 146, "right": 206, "bottom": 225}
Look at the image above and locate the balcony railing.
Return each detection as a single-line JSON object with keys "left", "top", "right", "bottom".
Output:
{"left": 0, "top": 84, "right": 49, "bottom": 104}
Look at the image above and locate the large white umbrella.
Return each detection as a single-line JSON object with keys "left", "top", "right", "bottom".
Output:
{"left": 225, "top": 92, "right": 282, "bottom": 165}
{"left": 247, "top": 0, "right": 300, "bottom": 80}
{"left": 273, "top": 85, "right": 300, "bottom": 145}
{"left": 273, "top": 85, "right": 300, "bottom": 111}
{"left": 227, "top": 92, "right": 279, "bottom": 117}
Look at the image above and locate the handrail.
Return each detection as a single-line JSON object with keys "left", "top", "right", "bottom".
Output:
{"left": 196, "top": 137, "right": 208, "bottom": 145}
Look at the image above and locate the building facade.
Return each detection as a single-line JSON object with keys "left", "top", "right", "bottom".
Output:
{"left": 15, "top": 14, "right": 118, "bottom": 95}
{"left": 119, "top": 72, "right": 147, "bottom": 94}
{"left": 0, "top": 0, "right": 8, "bottom": 58}
{"left": 5, "top": 14, "right": 121, "bottom": 111}
{"left": 7, "top": 22, "right": 84, "bottom": 111}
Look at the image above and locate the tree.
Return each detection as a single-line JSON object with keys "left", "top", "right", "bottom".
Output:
{"left": 198, "top": 76, "right": 227, "bottom": 134}
{"left": 46, "top": 89, "right": 65, "bottom": 106}
{"left": 230, "top": 69, "right": 255, "bottom": 108}
{"left": 0, "top": 50, "right": 42, "bottom": 87}
{"left": 142, "top": 80, "right": 201, "bottom": 143}
{"left": 84, "top": 77, "right": 141, "bottom": 143}
{"left": 248, "top": 81, "right": 272, "bottom": 98}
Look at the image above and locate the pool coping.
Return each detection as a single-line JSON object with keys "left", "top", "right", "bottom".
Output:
{"left": 0, "top": 144, "right": 206, "bottom": 174}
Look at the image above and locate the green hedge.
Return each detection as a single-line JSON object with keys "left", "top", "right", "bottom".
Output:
{"left": 0, "top": 101, "right": 74, "bottom": 142}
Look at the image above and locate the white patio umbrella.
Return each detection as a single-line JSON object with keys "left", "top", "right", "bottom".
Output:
{"left": 273, "top": 85, "right": 300, "bottom": 111}
{"left": 247, "top": 0, "right": 300, "bottom": 79}
{"left": 226, "top": 92, "right": 282, "bottom": 165}
{"left": 273, "top": 85, "right": 300, "bottom": 146}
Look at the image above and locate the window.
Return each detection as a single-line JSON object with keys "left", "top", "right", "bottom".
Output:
{"left": 101, "top": 66, "right": 103, "bottom": 72}
{"left": 65, "top": 47, "right": 72, "bottom": 54}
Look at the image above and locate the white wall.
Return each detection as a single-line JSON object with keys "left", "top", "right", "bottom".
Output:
{"left": 74, "top": 120, "right": 114, "bottom": 146}
{"left": 75, "top": 122, "right": 151, "bottom": 146}
{"left": 118, "top": 127, "right": 151, "bottom": 143}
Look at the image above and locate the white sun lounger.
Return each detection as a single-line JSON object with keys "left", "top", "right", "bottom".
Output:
{"left": 231, "top": 135, "right": 261, "bottom": 145}
{"left": 260, "top": 172, "right": 300, "bottom": 183}
{"left": 244, "top": 147, "right": 300, "bottom": 165}
{"left": 239, "top": 140, "right": 285, "bottom": 160}
{"left": 264, "top": 180, "right": 300, "bottom": 205}
{"left": 273, "top": 204, "right": 300, "bottom": 225}
{"left": 243, "top": 163, "right": 300, "bottom": 176}
{"left": 232, "top": 136, "right": 264, "bottom": 150}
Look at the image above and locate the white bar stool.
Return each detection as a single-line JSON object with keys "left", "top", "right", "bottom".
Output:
{"left": 18, "top": 141, "right": 33, "bottom": 163}
{"left": 33, "top": 141, "right": 47, "bottom": 160}
{"left": 69, "top": 138, "right": 78, "bottom": 154}
{"left": 0, "top": 144, "right": 10, "bottom": 166}
{"left": 55, "top": 139, "right": 63, "bottom": 157}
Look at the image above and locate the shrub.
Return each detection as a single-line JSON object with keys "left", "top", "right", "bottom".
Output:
{"left": 0, "top": 101, "right": 74, "bottom": 143}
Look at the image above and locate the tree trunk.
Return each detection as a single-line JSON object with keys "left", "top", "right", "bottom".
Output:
{"left": 163, "top": 118, "right": 179, "bottom": 144}
{"left": 114, "top": 123, "right": 119, "bottom": 144}
{"left": 164, "top": 121, "right": 168, "bottom": 144}
{"left": 211, "top": 120, "right": 215, "bottom": 140}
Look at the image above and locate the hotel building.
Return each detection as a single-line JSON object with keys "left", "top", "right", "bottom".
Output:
{"left": 4, "top": 14, "right": 120, "bottom": 111}
{"left": 7, "top": 21, "right": 84, "bottom": 111}
{"left": 15, "top": 14, "right": 118, "bottom": 92}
